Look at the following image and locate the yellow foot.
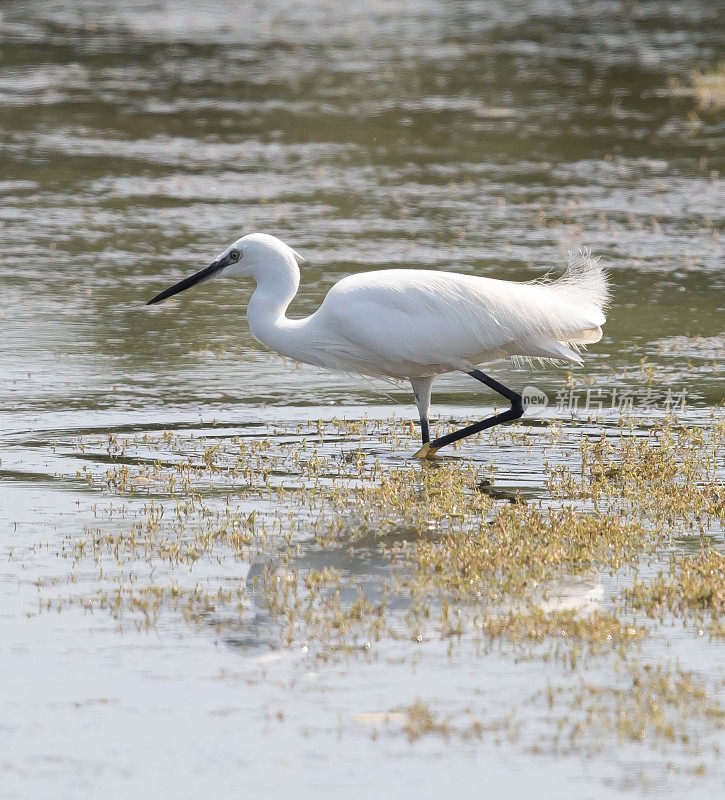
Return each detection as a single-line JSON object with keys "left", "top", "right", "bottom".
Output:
{"left": 412, "top": 442, "right": 440, "bottom": 460}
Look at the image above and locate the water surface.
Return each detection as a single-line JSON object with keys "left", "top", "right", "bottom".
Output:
{"left": 1, "top": 1, "right": 723, "bottom": 797}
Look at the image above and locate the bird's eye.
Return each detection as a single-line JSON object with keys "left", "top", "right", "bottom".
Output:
{"left": 229, "top": 249, "right": 240, "bottom": 260}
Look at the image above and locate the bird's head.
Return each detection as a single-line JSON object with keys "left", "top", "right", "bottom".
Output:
{"left": 146, "top": 232, "right": 305, "bottom": 305}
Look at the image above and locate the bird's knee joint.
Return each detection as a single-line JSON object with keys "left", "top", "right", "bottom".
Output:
{"left": 510, "top": 397, "right": 524, "bottom": 419}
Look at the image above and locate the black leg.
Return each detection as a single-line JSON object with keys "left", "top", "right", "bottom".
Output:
{"left": 416, "top": 369, "right": 523, "bottom": 456}
{"left": 419, "top": 415, "right": 430, "bottom": 444}
{"left": 411, "top": 377, "right": 433, "bottom": 447}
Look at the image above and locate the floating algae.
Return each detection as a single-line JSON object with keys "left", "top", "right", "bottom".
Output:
{"left": 19, "top": 412, "right": 720, "bottom": 787}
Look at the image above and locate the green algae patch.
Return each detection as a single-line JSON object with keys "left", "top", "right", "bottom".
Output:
{"left": 566, "top": 661, "right": 723, "bottom": 748}
{"left": 406, "top": 506, "right": 652, "bottom": 602}
{"left": 481, "top": 608, "right": 643, "bottom": 647}
{"left": 624, "top": 548, "right": 725, "bottom": 622}
{"left": 27, "top": 414, "right": 725, "bottom": 780}
{"left": 549, "top": 419, "right": 724, "bottom": 524}
{"left": 401, "top": 699, "right": 451, "bottom": 743}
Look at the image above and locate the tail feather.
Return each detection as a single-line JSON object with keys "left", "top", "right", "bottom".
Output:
{"left": 520, "top": 338, "right": 585, "bottom": 364}
{"left": 546, "top": 248, "right": 610, "bottom": 315}
{"left": 568, "top": 326, "right": 603, "bottom": 344}
{"left": 518, "top": 249, "right": 609, "bottom": 364}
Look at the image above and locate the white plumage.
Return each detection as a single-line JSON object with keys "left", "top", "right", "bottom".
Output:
{"left": 148, "top": 232, "right": 609, "bottom": 456}
{"left": 314, "top": 258, "right": 607, "bottom": 376}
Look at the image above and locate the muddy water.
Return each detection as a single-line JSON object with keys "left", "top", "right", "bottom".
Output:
{"left": 1, "top": 1, "right": 723, "bottom": 797}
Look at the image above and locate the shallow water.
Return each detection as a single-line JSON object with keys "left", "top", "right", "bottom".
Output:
{"left": 1, "top": 1, "right": 723, "bottom": 797}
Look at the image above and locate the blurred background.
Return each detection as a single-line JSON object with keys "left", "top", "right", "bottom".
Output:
{"left": 0, "top": 0, "right": 722, "bottom": 423}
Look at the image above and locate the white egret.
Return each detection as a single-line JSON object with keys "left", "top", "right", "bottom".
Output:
{"left": 148, "top": 233, "right": 608, "bottom": 457}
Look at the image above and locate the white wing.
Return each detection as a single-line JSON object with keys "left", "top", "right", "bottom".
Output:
{"left": 316, "top": 254, "right": 607, "bottom": 376}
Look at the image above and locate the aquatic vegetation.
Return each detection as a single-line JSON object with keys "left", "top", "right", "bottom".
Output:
{"left": 3, "top": 2, "right": 723, "bottom": 793}
{"left": 401, "top": 699, "right": 450, "bottom": 742}
{"left": 566, "top": 661, "right": 723, "bottom": 749}
{"left": 624, "top": 549, "right": 725, "bottom": 621}
{"left": 480, "top": 608, "right": 643, "bottom": 648}
{"left": 549, "top": 418, "right": 724, "bottom": 524}
{"left": 21, "top": 413, "right": 724, "bottom": 782}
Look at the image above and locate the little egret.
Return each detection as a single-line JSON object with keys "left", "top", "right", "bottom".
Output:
{"left": 148, "top": 233, "right": 608, "bottom": 457}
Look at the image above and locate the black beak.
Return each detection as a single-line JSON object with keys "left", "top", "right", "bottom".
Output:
{"left": 146, "top": 256, "right": 229, "bottom": 305}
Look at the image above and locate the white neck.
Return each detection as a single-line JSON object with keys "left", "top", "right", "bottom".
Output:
{"left": 246, "top": 251, "right": 311, "bottom": 361}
